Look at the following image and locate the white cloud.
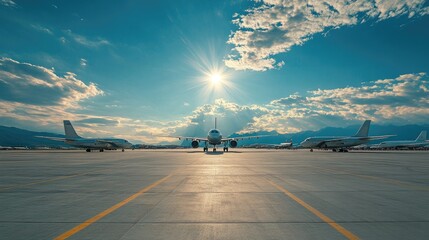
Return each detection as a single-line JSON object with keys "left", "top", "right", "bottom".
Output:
{"left": 64, "top": 29, "right": 111, "bottom": 48}
{"left": 31, "top": 24, "right": 53, "bottom": 35}
{"left": 226, "top": 0, "right": 429, "bottom": 71}
{"left": 80, "top": 58, "right": 87, "bottom": 67}
{"left": 1, "top": 0, "right": 16, "bottom": 7}
{"left": 0, "top": 57, "right": 103, "bottom": 107}
{"left": 1, "top": 66, "right": 428, "bottom": 144}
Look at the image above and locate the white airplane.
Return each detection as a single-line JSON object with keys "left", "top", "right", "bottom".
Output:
{"left": 300, "top": 120, "right": 393, "bottom": 152}
{"left": 275, "top": 140, "right": 293, "bottom": 149}
{"left": 377, "top": 131, "right": 428, "bottom": 149}
{"left": 174, "top": 118, "right": 273, "bottom": 152}
{"left": 38, "top": 120, "right": 133, "bottom": 152}
{"left": 264, "top": 139, "right": 293, "bottom": 149}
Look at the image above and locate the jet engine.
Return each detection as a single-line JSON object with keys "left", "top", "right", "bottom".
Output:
{"left": 229, "top": 140, "right": 238, "bottom": 148}
{"left": 191, "top": 140, "right": 199, "bottom": 148}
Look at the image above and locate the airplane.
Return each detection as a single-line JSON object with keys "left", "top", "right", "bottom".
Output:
{"left": 262, "top": 139, "right": 293, "bottom": 149}
{"left": 376, "top": 131, "right": 428, "bottom": 149}
{"left": 173, "top": 118, "right": 274, "bottom": 152}
{"left": 38, "top": 120, "right": 133, "bottom": 152}
{"left": 299, "top": 120, "right": 393, "bottom": 152}
{"left": 274, "top": 140, "right": 293, "bottom": 149}
{"left": 0, "top": 146, "right": 28, "bottom": 150}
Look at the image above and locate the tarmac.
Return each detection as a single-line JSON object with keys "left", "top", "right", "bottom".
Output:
{"left": 0, "top": 149, "right": 428, "bottom": 240}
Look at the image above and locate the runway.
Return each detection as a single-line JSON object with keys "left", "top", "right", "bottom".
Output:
{"left": 0, "top": 149, "right": 428, "bottom": 240}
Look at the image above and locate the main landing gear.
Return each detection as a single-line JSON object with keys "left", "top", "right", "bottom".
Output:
{"left": 223, "top": 142, "right": 229, "bottom": 152}
{"left": 332, "top": 148, "right": 348, "bottom": 152}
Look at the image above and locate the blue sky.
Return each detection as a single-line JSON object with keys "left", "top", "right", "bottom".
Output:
{"left": 1, "top": 0, "right": 429, "bottom": 143}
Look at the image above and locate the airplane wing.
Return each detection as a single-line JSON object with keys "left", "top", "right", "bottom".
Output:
{"left": 164, "top": 136, "right": 208, "bottom": 142}
{"left": 96, "top": 139, "right": 122, "bottom": 147}
{"left": 221, "top": 134, "right": 277, "bottom": 142}
{"left": 35, "top": 136, "right": 68, "bottom": 142}
{"left": 357, "top": 135, "right": 396, "bottom": 141}
{"left": 314, "top": 135, "right": 395, "bottom": 147}
{"left": 314, "top": 138, "right": 346, "bottom": 148}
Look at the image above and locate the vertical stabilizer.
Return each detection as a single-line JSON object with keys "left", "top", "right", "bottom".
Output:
{"left": 354, "top": 120, "right": 371, "bottom": 137}
{"left": 415, "top": 131, "right": 427, "bottom": 141}
{"left": 214, "top": 117, "right": 217, "bottom": 129}
{"left": 63, "top": 120, "right": 81, "bottom": 139}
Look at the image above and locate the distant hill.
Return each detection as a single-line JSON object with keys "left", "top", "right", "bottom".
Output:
{"left": 0, "top": 125, "right": 68, "bottom": 148}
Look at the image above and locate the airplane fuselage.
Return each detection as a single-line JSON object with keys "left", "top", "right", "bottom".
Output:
{"left": 377, "top": 140, "right": 428, "bottom": 149}
{"left": 300, "top": 136, "right": 369, "bottom": 148}
{"left": 65, "top": 138, "right": 133, "bottom": 149}
{"left": 207, "top": 129, "right": 222, "bottom": 145}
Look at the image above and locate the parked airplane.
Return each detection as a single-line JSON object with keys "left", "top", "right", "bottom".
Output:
{"left": 275, "top": 140, "right": 293, "bottom": 149}
{"left": 38, "top": 120, "right": 133, "bottom": 152}
{"left": 173, "top": 118, "right": 273, "bottom": 152}
{"left": 266, "top": 139, "right": 293, "bottom": 149}
{"left": 299, "top": 120, "right": 393, "bottom": 152}
{"left": 377, "top": 131, "right": 427, "bottom": 149}
{"left": 0, "top": 146, "right": 28, "bottom": 150}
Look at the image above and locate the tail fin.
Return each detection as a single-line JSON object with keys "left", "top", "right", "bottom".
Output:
{"left": 63, "top": 120, "right": 81, "bottom": 139}
{"left": 354, "top": 120, "right": 371, "bottom": 137}
{"left": 415, "top": 130, "right": 427, "bottom": 141}
{"left": 214, "top": 117, "right": 217, "bottom": 129}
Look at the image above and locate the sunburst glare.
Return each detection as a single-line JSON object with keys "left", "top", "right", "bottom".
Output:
{"left": 210, "top": 73, "right": 222, "bottom": 85}
{"left": 179, "top": 39, "right": 245, "bottom": 103}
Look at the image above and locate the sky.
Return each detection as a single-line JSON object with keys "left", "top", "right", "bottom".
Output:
{"left": 1, "top": 0, "right": 429, "bottom": 144}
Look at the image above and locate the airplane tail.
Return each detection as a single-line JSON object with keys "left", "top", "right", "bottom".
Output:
{"left": 354, "top": 120, "right": 371, "bottom": 137}
{"left": 415, "top": 130, "right": 427, "bottom": 141}
{"left": 63, "top": 120, "right": 81, "bottom": 139}
{"left": 214, "top": 117, "right": 217, "bottom": 129}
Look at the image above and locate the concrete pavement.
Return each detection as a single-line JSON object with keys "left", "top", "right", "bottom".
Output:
{"left": 0, "top": 149, "right": 428, "bottom": 239}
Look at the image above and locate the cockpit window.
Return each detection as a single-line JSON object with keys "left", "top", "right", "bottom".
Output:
{"left": 210, "top": 130, "right": 219, "bottom": 134}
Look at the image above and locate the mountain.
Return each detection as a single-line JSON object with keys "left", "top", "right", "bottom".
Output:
{"left": 0, "top": 125, "right": 68, "bottom": 148}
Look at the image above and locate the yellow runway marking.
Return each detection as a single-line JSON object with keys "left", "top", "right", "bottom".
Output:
{"left": 0, "top": 169, "right": 108, "bottom": 191}
{"left": 267, "top": 179, "right": 360, "bottom": 240}
{"left": 54, "top": 174, "right": 172, "bottom": 240}
{"left": 315, "top": 167, "right": 429, "bottom": 191}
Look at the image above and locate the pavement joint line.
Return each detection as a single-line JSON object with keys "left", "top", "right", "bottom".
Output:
{"left": 2, "top": 220, "right": 429, "bottom": 224}
{"left": 0, "top": 168, "right": 109, "bottom": 191}
{"left": 314, "top": 166, "right": 429, "bottom": 191}
{"left": 53, "top": 174, "right": 173, "bottom": 240}
{"left": 266, "top": 178, "right": 360, "bottom": 240}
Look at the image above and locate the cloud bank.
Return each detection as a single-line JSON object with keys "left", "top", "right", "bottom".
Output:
{"left": 0, "top": 58, "right": 102, "bottom": 107}
{"left": 0, "top": 57, "right": 428, "bottom": 144}
{"left": 225, "top": 0, "right": 429, "bottom": 71}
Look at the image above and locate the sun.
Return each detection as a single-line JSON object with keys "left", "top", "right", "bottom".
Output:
{"left": 210, "top": 73, "right": 222, "bottom": 84}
